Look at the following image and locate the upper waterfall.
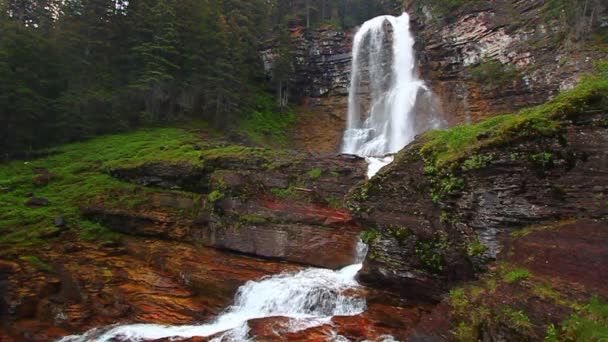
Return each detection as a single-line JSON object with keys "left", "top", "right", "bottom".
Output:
{"left": 342, "top": 13, "right": 443, "bottom": 177}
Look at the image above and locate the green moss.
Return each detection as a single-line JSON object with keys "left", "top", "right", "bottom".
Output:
{"left": 530, "top": 152, "right": 555, "bottom": 169}
{"left": 207, "top": 190, "right": 225, "bottom": 203}
{"left": 415, "top": 234, "right": 449, "bottom": 273}
{"left": 417, "top": 69, "right": 608, "bottom": 204}
{"left": 502, "top": 307, "right": 533, "bottom": 330}
{"left": 325, "top": 196, "right": 342, "bottom": 210}
{"left": 270, "top": 187, "right": 295, "bottom": 199}
{"left": 361, "top": 229, "right": 378, "bottom": 245}
{"left": 461, "top": 153, "right": 495, "bottom": 171}
{"left": 502, "top": 266, "right": 532, "bottom": 283}
{"left": 560, "top": 296, "right": 608, "bottom": 341}
{"left": 237, "top": 92, "right": 296, "bottom": 148}
{"left": 430, "top": 174, "right": 465, "bottom": 203}
{"left": 450, "top": 288, "right": 470, "bottom": 315}
{"left": 0, "top": 126, "right": 205, "bottom": 251}
{"left": 19, "top": 255, "right": 53, "bottom": 273}
{"left": 467, "top": 238, "right": 488, "bottom": 257}
{"left": 240, "top": 214, "right": 268, "bottom": 224}
{"left": 453, "top": 321, "right": 477, "bottom": 342}
{"left": 468, "top": 59, "right": 520, "bottom": 88}
{"left": 307, "top": 168, "right": 323, "bottom": 180}
{"left": 439, "top": 211, "right": 459, "bottom": 225}
{"left": 419, "top": 70, "right": 608, "bottom": 170}
{"left": 511, "top": 221, "right": 573, "bottom": 239}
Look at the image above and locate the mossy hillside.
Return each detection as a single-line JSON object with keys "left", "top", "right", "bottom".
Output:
{"left": 413, "top": 66, "right": 607, "bottom": 204}
{"left": 0, "top": 127, "right": 207, "bottom": 253}
{"left": 237, "top": 92, "right": 296, "bottom": 148}
{"left": 448, "top": 264, "right": 608, "bottom": 341}
{"left": 419, "top": 68, "right": 608, "bottom": 171}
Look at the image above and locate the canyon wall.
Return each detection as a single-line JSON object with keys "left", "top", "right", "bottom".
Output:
{"left": 266, "top": 1, "right": 607, "bottom": 153}
{"left": 408, "top": 0, "right": 608, "bottom": 125}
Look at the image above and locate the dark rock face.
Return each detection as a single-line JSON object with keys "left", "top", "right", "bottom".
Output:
{"left": 262, "top": 28, "right": 352, "bottom": 102}
{"left": 88, "top": 152, "right": 367, "bottom": 269}
{"left": 110, "top": 161, "right": 207, "bottom": 192}
{"left": 262, "top": 27, "right": 354, "bottom": 153}
{"left": 347, "top": 113, "right": 608, "bottom": 300}
{"left": 408, "top": 1, "right": 608, "bottom": 125}
{"left": 26, "top": 197, "right": 49, "bottom": 208}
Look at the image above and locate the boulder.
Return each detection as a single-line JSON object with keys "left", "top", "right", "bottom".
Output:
{"left": 26, "top": 197, "right": 49, "bottom": 208}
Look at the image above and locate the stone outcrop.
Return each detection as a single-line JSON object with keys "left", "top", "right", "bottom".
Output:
{"left": 347, "top": 106, "right": 608, "bottom": 300}
{"left": 0, "top": 238, "right": 298, "bottom": 341}
{"left": 408, "top": 0, "right": 608, "bottom": 125}
{"left": 89, "top": 150, "right": 367, "bottom": 269}
{"left": 262, "top": 27, "right": 354, "bottom": 153}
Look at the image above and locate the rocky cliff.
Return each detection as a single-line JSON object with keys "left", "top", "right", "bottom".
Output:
{"left": 89, "top": 149, "right": 367, "bottom": 269}
{"left": 269, "top": 1, "right": 607, "bottom": 154}
{"left": 346, "top": 70, "right": 608, "bottom": 301}
{"left": 262, "top": 27, "right": 354, "bottom": 154}
{"left": 409, "top": 0, "right": 607, "bottom": 125}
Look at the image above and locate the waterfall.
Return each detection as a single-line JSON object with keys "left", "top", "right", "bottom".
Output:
{"left": 342, "top": 13, "right": 443, "bottom": 178}
{"left": 57, "top": 242, "right": 369, "bottom": 342}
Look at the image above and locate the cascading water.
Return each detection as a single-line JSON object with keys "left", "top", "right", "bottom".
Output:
{"left": 342, "top": 13, "right": 443, "bottom": 178}
{"left": 57, "top": 242, "right": 369, "bottom": 342}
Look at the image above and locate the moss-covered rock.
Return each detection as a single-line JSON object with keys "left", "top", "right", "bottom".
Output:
{"left": 349, "top": 72, "right": 608, "bottom": 301}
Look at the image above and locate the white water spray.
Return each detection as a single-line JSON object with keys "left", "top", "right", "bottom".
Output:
{"left": 58, "top": 242, "right": 368, "bottom": 342}
{"left": 343, "top": 13, "right": 443, "bottom": 178}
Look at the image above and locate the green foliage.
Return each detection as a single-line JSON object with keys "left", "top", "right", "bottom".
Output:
{"left": 502, "top": 266, "right": 532, "bottom": 283}
{"left": 238, "top": 92, "right": 296, "bottom": 148}
{"left": 468, "top": 60, "right": 519, "bottom": 88}
{"left": 461, "top": 154, "right": 495, "bottom": 171}
{"left": 511, "top": 221, "right": 572, "bottom": 239}
{"left": 325, "top": 196, "right": 342, "bottom": 210}
{"left": 502, "top": 308, "right": 533, "bottom": 330}
{"left": 467, "top": 238, "right": 488, "bottom": 257}
{"left": 207, "top": 190, "right": 225, "bottom": 203}
{"left": 419, "top": 70, "right": 608, "bottom": 170}
{"left": 307, "top": 168, "right": 323, "bottom": 179}
{"left": 0, "top": 127, "right": 202, "bottom": 251}
{"left": 270, "top": 187, "right": 295, "bottom": 199}
{"left": 530, "top": 152, "right": 555, "bottom": 169}
{"left": 240, "top": 214, "right": 268, "bottom": 224}
{"left": 415, "top": 234, "right": 449, "bottom": 273}
{"left": 19, "top": 255, "right": 53, "bottom": 273}
{"left": 545, "top": 324, "right": 558, "bottom": 342}
{"left": 453, "top": 321, "right": 477, "bottom": 341}
{"left": 360, "top": 229, "right": 378, "bottom": 245}
{"left": 449, "top": 288, "right": 470, "bottom": 315}
{"left": 560, "top": 296, "right": 608, "bottom": 341}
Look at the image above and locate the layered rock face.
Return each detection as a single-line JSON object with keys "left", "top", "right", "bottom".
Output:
{"left": 266, "top": 2, "right": 607, "bottom": 154}
{"left": 408, "top": 0, "right": 608, "bottom": 124}
{"left": 347, "top": 105, "right": 608, "bottom": 300}
{"left": 262, "top": 28, "right": 354, "bottom": 153}
{"left": 89, "top": 149, "right": 367, "bottom": 269}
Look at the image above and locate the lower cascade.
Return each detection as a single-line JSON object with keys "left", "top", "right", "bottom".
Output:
{"left": 342, "top": 12, "right": 443, "bottom": 178}
{"left": 58, "top": 242, "right": 368, "bottom": 341}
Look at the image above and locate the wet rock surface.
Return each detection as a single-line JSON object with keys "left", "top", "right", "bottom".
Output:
{"left": 348, "top": 113, "right": 608, "bottom": 301}
{"left": 0, "top": 238, "right": 299, "bottom": 341}
{"left": 408, "top": 0, "right": 608, "bottom": 125}
{"left": 89, "top": 152, "right": 366, "bottom": 269}
{"left": 409, "top": 219, "right": 608, "bottom": 341}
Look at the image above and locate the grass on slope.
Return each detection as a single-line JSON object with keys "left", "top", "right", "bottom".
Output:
{"left": 420, "top": 61, "right": 608, "bottom": 170}
{"left": 0, "top": 127, "right": 204, "bottom": 253}
{"left": 237, "top": 92, "right": 296, "bottom": 148}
